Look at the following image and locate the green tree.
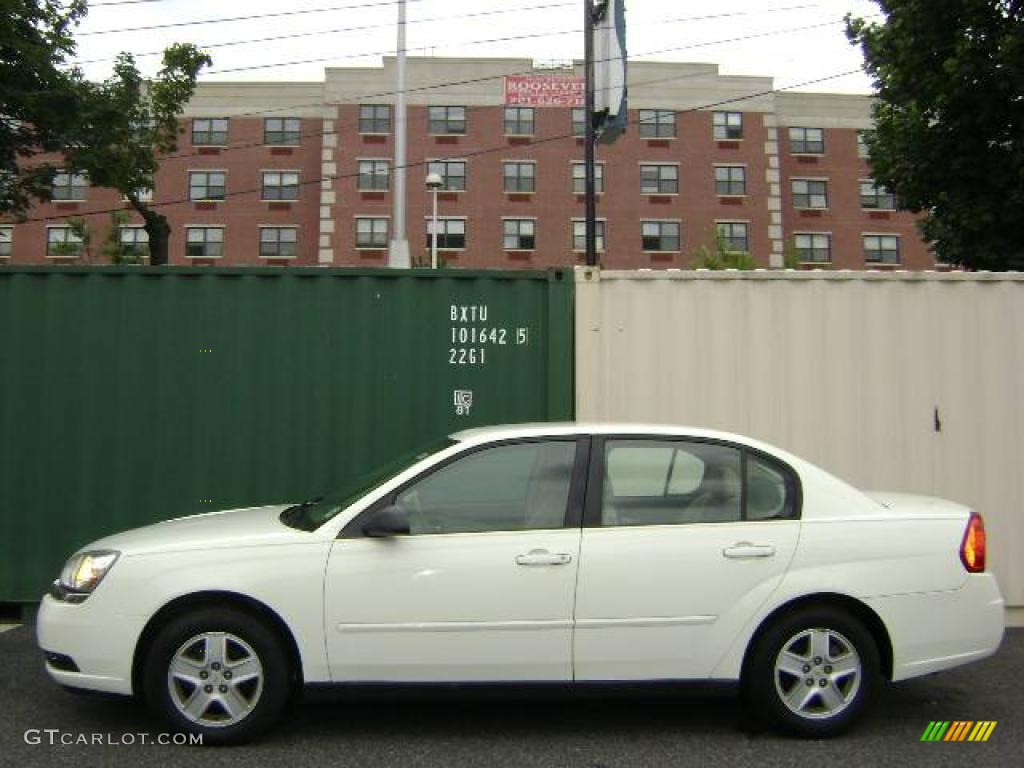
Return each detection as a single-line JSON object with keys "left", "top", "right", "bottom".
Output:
{"left": 65, "top": 215, "right": 92, "bottom": 261}
{"left": 0, "top": 1, "right": 87, "bottom": 215}
{"left": 102, "top": 210, "right": 145, "bottom": 264}
{"left": 67, "top": 45, "right": 211, "bottom": 265}
{"left": 847, "top": 1, "right": 1024, "bottom": 269}
{"left": 691, "top": 231, "right": 756, "bottom": 270}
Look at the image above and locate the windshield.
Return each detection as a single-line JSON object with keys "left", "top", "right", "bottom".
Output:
{"left": 279, "top": 437, "right": 457, "bottom": 531}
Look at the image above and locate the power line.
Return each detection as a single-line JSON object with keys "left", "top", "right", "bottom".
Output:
{"left": 75, "top": 3, "right": 820, "bottom": 65}
{"left": 18, "top": 69, "right": 863, "bottom": 226}
{"left": 208, "top": 26, "right": 582, "bottom": 75}
{"left": 208, "top": 6, "right": 828, "bottom": 75}
{"left": 77, "top": 0, "right": 427, "bottom": 37}
{"left": 90, "top": 0, "right": 168, "bottom": 6}
{"left": 75, "top": 0, "right": 581, "bottom": 65}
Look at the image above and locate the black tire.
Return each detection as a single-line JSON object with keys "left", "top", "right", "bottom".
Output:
{"left": 142, "top": 607, "right": 292, "bottom": 745}
{"left": 742, "top": 606, "right": 880, "bottom": 737}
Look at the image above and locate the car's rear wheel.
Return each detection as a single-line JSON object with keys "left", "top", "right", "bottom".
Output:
{"left": 743, "top": 606, "right": 880, "bottom": 737}
{"left": 143, "top": 607, "right": 291, "bottom": 745}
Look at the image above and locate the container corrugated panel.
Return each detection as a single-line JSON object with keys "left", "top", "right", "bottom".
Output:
{"left": 0, "top": 266, "right": 574, "bottom": 601}
{"left": 575, "top": 268, "right": 1024, "bottom": 607}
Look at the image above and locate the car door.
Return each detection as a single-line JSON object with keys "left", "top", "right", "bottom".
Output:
{"left": 573, "top": 436, "right": 801, "bottom": 681}
{"left": 324, "top": 437, "right": 587, "bottom": 682}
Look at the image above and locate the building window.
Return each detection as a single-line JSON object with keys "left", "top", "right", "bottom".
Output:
{"left": 119, "top": 227, "right": 149, "bottom": 258}
{"left": 356, "top": 217, "right": 389, "bottom": 248}
{"left": 46, "top": 226, "right": 84, "bottom": 257}
{"left": 641, "top": 220, "right": 680, "bottom": 252}
{"left": 426, "top": 159, "right": 466, "bottom": 191}
{"left": 794, "top": 233, "right": 831, "bottom": 263}
{"left": 860, "top": 179, "right": 896, "bottom": 210}
{"left": 504, "top": 161, "right": 535, "bottom": 193}
{"left": 0, "top": 225, "right": 12, "bottom": 257}
{"left": 716, "top": 221, "right": 749, "bottom": 252}
{"left": 51, "top": 171, "right": 88, "bottom": 201}
{"left": 189, "top": 171, "right": 226, "bottom": 201}
{"left": 856, "top": 130, "right": 871, "bottom": 158}
{"left": 713, "top": 111, "right": 743, "bottom": 140}
{"left": 357, "top": 160, "right": 390, "bottom": 191}
{"left": 640, "top": 164, "right": 678, "bottom": 194}
{"left": 264, "top": 117, "right": 301, "bottom": 145}
{"left": 638, "top": 109, "right": 676, "bottom": 138}
{"left": 789, "top": 126, "right": 825, "bottom": 154}
{"left": 185, "top": 227, "right": 224, "bottom": 258}
{"left": 503, "top": 219, "right": 535, "bottom": 250}
{"left": 358, "top": 104, "right": 391, "bottom": 134}
{"left": 571, "top": 107, "right": 586, "bottom": 137}
{"left": 504, "top": 107, "right": 535, "bottom": 136}
{"left": 863, "top": 234, "right": 900, "bottom": 264}
{"left": 715, "top": 165, "right": 746, "bottom": 196}
{"left": 572, "top": 219, "right": 606, "bottom": 252}
{"left": 126, "top": 187, "right": 153, "bottom": 203}
{"left": 792, "top": 178, "right": 828, "bottom": 209}
{"left": 571, "top": 162, "right": 604, "bottom": 194}
{"left": 191, "top": 118, "right": 228, "bottom": 146}
{"left": 428, "top": 106, "right": 466, "bottom": 135}
{"left": 426, "top": 218, "right": 466, "bottom": 250}
{"left": 261, "top": 171, "right": 300, "bottom": 200}
{"left": 259, "top": 226, "right": 298, "bottom": 258}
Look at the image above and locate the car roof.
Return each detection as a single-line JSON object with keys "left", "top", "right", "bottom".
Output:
{"left": 450, "top": 422, "right": 761, "bottom": 446}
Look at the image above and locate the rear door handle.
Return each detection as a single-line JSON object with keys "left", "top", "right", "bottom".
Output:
{"left": 515, "top": 549, "right": 572, "bottom": 566}
{"left": 722, "top": 542, "right": 776, "bottom": 559}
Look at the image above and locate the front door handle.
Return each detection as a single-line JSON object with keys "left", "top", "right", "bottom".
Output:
{"left": 722, "top": 542, "right": 776, "bottom": 559}
{"left": 515, "top": 549, "right": 572, "bottom": 566}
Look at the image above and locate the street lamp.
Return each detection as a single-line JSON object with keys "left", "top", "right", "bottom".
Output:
{"left": 425, "top": 172, "right": 443, "bottom": 269}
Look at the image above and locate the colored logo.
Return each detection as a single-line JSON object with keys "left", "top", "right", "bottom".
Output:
{"left": 921, "top": 721, "right": 997, "bottom": 742}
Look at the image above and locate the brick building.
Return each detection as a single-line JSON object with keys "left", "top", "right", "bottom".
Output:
{"left": 0, "top": 58, "right": 932, "bottom": 269}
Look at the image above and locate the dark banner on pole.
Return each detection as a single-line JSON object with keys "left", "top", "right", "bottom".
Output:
{"left": 593, "top": 0, "right": 627, "bottom": 144}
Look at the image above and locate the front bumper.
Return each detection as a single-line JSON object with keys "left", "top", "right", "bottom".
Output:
{"left": 36, "top": 593, "right": 147, "bottom": 696}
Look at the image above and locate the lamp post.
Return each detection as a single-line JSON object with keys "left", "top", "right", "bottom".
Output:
{"left": 388, "top": 0, "right": 411, "bottom": 267}
{"left": 425, "top": 172, "right": 443, "bottom": 269}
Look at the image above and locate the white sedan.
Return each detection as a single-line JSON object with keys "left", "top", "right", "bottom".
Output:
{"left": 37, "top": 423, "right": 1004, "bottom": 744}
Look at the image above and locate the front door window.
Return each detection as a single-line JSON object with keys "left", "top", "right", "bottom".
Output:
{"left": 395, "top": 441, "right": 577, "bottom": 534}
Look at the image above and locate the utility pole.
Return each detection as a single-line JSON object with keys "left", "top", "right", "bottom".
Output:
{"left": 388, "top": 0, "right": 411, "bottom": 268}
{"left": 584, "top": 0, "right": 598, "bottom": 267}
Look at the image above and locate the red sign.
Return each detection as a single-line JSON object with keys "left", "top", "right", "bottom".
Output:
{"left": 504, "top": 75, "right": 584, "bottom": 107}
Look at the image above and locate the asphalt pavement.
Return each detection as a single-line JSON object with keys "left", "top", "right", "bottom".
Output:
{"left": 1, "top": 625, "right": 1020, "bottom": 768}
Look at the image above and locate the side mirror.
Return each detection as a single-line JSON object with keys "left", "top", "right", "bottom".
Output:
{"left": 361, "top": 504, "right": 411, "bottom": 538}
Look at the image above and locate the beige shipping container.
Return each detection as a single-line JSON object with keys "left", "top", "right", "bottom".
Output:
{"left": 575, "top": 268, "right": 1024, "bottom": 614}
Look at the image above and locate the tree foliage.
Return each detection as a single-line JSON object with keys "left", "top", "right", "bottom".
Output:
{"left": 847, "top": 1, "right": 1024, "bottom": 269}
{"left": 691, "top": 231, "right": 756, "bottom": 270}
{"left": 0, "top": 0, "right": 86, "bottom": 214}
{"left": 67, "top": 45, "right": 211, "bottom": 265}
{"left": 2, "top": 3, "right": 209, "bottom": 265}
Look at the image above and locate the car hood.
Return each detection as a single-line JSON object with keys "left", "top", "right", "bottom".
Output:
{"left": 863, "top": 491, "right": 971, "bottom": 518}
{"left": 79, "top": 504, "right": 306, "bottom": 556}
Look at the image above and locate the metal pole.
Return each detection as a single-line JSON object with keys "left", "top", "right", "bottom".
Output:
{"left": 388, "top": 0, "right": 411, "bottom": 267}
{"left": 584, "top": 0, "right": 598, "bottom": 267}
{"left": 431, "top": 186, "right": 438, "bottom": 269}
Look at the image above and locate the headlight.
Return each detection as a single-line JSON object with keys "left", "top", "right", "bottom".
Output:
{"left": 56, "top": 550, "right": 120, "bottom": 598}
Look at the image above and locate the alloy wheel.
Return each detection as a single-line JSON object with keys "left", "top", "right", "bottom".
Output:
{"left": 166, "top": 631, "right": 264, "bottom": 728}
{"left": 773, "top": 627, "right": 862, "bottom": 720}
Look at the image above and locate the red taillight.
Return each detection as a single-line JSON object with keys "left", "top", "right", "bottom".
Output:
{"left": 960, "top": 512, "right": 987, "bottom": 573}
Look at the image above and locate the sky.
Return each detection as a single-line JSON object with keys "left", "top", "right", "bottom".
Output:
{"left": 71, "top": 0, "right": 881, "bottom": 94}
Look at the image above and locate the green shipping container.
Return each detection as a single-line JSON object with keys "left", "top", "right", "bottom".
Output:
{"left": 0, "top": 267, "right": 574, "bottom": 602}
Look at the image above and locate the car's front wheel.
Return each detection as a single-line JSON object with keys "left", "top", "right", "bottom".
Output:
{"left": 743, "top": 606, "right": 880, "bottom": 737}
{"left": 143, "top": 607, "right": 292, "bottom": 745}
